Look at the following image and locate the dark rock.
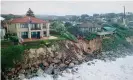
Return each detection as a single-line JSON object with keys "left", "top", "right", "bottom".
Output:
{"left": 73, "top": 61, "right": 79, "bottom": 65}
{"left": 45, "top": 64, "right": 54, "bottom": 74}
{"left": 53, "top": 74, "right": 58, "bottom": 79}
{"left": 91, "top": 62, "right": 95, "bottom": 64}
{"left": 53, "top": 68, "right": 60, "bottom": 75}
{"left": 88, "top": 63, "right": 91, "bottom": 65}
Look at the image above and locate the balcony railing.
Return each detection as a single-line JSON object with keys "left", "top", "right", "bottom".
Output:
{"left": 31, "top": 28, "right": 41, "bottom": 30}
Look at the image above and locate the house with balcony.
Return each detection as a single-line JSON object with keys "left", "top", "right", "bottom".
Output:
{"left": 8, "top": 16, "right": 50, "bottom": 40}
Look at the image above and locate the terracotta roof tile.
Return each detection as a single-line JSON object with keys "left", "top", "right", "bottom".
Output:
{"left": 10, "top": 16, "right": 47, "bottom": 23}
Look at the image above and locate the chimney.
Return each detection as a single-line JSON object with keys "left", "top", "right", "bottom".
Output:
{"left": 123, "top": 6, "right": 126, "bottom": 27}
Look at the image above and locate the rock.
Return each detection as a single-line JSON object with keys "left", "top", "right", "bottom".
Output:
{"left": 65, "top": 69, "right": 71, "bottom": 73}
{"left": 91, "top": 62, "right": 95, "bottom": 64}
{"left": 19, "top": 69, "right": 25, "bottom": 74}
{"left": 88, "top": 63, "right": 91, "bottom": 65}
{"left": 73, "top": 61, "right": 79, "bottom": 65}
{"left": 45, "top": 64, "right": 54, "bottom": 74}
{"left": 50, "top": 52, "right": 54, "bottom": 58}
{"left": 52, "top": 59, "right": 60, "bottom": 64}
{"left": 37, "top": 68, "right": 44, "bottom": 76}
{"left": 59, "top": 63, "right": 66, "bottom": 68}
{"left": 47, "top": 48, "right": 52, "bottom": 54}
{"left": 53, "top": 74, "right": 58, "bottom": 79}
{"left": 18, "top": 73, "right": 25, "bottom": 80}
{"left": 56, "top": 52, "right": 62, "bottom": 59}
{"left": 43, "top": 61, "right": 49, "bottom": 67}
{"left": 69, "top": 63, "right": 75, "bottom": 68}
{"left": 53, "top": 68, "right": 60, "bottom": 75}
{"left": 65, "top": 61, "right": 70, "bottom": 65}
{"left": 76, "top": 54, "right": 83, "bottom": 61}
{"left": 47, "top": 57, "right": 53, "bottom": 63}
{"left": 29, "top": 49, "right": 36, "bottom": 58}
{"left": 72, "top": 68, "right": 78, "bottom": 73}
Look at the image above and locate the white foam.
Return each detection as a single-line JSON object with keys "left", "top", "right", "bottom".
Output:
{"left": 27, "top": 56, "right": 133, "bottom": 80}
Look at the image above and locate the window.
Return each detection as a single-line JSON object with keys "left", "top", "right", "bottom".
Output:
{"left": 43, "top": 24, "right": 46, "bottom": 28}
{"left": 20, "top": 23, "right": 28, "bottom": 28}
{"left": 21, "top": 32, "right": 28, "bottom": 38}
{"left": 21, "top": 32, "right": 28, "bottom": 35}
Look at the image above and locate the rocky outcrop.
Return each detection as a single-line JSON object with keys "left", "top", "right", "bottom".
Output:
{"left": 5, "top": 38, "right": 102, "bottom": 79}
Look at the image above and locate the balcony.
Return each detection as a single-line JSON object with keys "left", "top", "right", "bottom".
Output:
{"left": 31, "top": 27, "right": 41, "bottom": 30}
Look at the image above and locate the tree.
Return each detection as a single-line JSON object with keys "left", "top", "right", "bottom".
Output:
{"left": 81, "top": 14, "right": 89, "bottom": 22}
{"left": 93, "top": 14, "right": 100, "bottom": 18}
{"left": 65, "top": 22, "right": 73, "bottom": 28}
{"left": 51, "top": 21, "right": 67, "bottom": 34}
{"left": 26, "top": 8, "right": 35, "bottom": 17}
{"left": 70, "top": 16, "right": 80, "bottom": 21}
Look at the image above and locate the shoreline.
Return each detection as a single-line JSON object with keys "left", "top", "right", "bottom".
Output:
{"left": 27, "top": 55, "right": 133, "bottom": 80}
{"left": 2, "top": 40, "right": 133, "bottom": 80}
{"left": 23, "top": 45, "right": 133, "bottom": 80}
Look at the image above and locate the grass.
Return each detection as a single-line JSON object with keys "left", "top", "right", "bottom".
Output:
{"left": 23, "top": 35, "right": 67, "bottom": 49}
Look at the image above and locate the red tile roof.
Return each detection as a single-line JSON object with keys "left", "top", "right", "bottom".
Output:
{"left": 10, "top": 16, "right": 47, "bottom": 23}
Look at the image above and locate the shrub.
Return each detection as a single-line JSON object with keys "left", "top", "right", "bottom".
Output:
{"left": 1, "top": 45, "right": 24, "bottom": 69}
{"left": 86, "top": 33, "right": 97, "bottom": 40}
{"left": 102, "top": 23, "right": 133, "bottom": 51}
{"left": 4, "top": 33, "right": 12, "bottom": 40}
{"left": 61, "top": 32, "right": 77, "bottom": 42}
{"left": 9, "top": 36, "right": 19, "bottom": 44}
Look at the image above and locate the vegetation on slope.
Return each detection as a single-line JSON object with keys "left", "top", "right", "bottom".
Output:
{"left": 102, "top": 23, "right": 133, "bottom": 51}
{"left": 1, "top": 45, "right": 24, "bottom": 69}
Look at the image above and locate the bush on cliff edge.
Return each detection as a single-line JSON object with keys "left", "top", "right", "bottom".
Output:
{"left": 1, "top": 45, "right": 24, "bottom": 69}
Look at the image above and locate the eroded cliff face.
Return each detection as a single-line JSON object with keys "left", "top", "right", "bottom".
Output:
{"left": 22, "top": 38, "right": 102, "bottom": 69}
{"left": 6, "top": 38, "right": 102, "bottom": 79}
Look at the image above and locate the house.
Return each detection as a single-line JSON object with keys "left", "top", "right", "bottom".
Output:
{"left": 77, "top": 22, "right": 102, "bottom": 33}
{"left": 8, "top": 16, "right": 50, "bottom": 39}
{"left": 0, "top": 17, "right": 6, "bottom": 40}
{"left": 97, "top": 26, "right": 116, "bottom": 37}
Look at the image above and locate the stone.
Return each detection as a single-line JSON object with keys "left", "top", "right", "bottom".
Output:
{"left": 45, "top": 64, "right": 54, "bottom": 74}
{"left": 52, "top": 59, "right": 60, "bottom": 64}
{"left": 77, "top": 54, "right": 83, "bottom": 60}
{"left": 69, "top": 63, "right": 75, "bottom": 68}
{"left": 87, "top": 63, "right": 91, "bottom": 65}
{"left": 72, "top": 68, "right": 78, "bottom": 73}
{"left": 18, "top": 73, "right": 25, "bottom": 80}
{"left": 50, "top": 52, "right": 54, "bottom": 58}
{"left": 47, "top": 48, "right": 52, "bottom": 54}
{"left": 91, "top": 62, "right": 95, "bottom": 64}
{"left": 29, "top": 49, "right": 36, "bottom": 58}
{"left": 53, "top": 68, "right": 60, "bottom": 75}
{"left": 37, "top": 68, "right": 44, "bottom": 76}
{"left": 73, "top": 61, "right": 79, "bottom": 65}
{"left": 36, "top": 48, "right": 46, "bottom": 55}
{"left": 65, "top": 61, "right": 70, "bottom": 65}
{"left": 65, "top": 69, "right": 71, "bottom": 73}
{"left": 59, "top": 63, "right": 66, "bottom": 68}
{"left": 56, "top": 52, "right": 62, "bottom": 59}
{"left": 53, "top": 74, "right": 58, "bottom": 79}
{"left": 43, "top": 61, "right": 49, "bottom": 67}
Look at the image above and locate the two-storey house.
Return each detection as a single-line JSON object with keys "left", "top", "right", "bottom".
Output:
{"left": 8, "top": 16, "right": 50, "bottom": 39}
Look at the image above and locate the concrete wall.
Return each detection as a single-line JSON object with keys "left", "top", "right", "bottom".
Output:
{"left": 8, "top": 23, "right": 18, "bottom": 33}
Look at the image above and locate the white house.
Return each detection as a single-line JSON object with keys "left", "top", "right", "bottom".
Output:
{"left": 0, "top": 17, "right": 6, "bottom": 40}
